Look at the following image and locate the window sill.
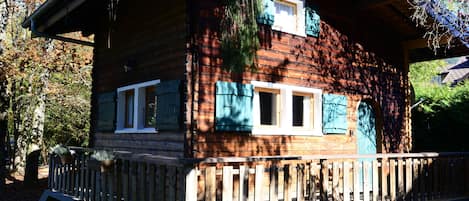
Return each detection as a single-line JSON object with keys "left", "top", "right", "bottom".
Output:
{"left": 114, "top": 128, "right": 157, "bottom": 134}
{"left": 272, "top": 28, "right": 306, "bottom": 37}
{"left": 252, "top": 127, "right": 322, "bottom": 136}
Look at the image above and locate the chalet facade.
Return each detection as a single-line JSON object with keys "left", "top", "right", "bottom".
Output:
{"left": 22, "top": 0, "right": 468, "bottom": 158}
{"left": 23, "top": 1, "right": 469, "bottom": 200}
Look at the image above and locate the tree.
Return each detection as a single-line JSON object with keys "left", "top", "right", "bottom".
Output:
{"left": 410, "top": 59, "right": 469, "bottom": 151}
{"left": 0, "top": 0, "right": 92, "bottom": 175}
{"left": 408, "top": 0, "right": 468, "bottom": 52}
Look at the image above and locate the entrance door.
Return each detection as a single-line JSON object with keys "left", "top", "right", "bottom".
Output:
{"left": 357, "top": 101, "right": 377, "bottom": 155}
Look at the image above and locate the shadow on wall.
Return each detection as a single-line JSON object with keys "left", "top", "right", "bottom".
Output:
{"left": 191, "top": 0, "right": 407, "bottom": 157}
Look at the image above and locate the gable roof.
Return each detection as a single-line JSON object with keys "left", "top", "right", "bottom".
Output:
{"left": 441, "top": 57, "right": 469, "bottom": 85}
{"left": 22, "top": 0, "right": 469, "bottom": 63}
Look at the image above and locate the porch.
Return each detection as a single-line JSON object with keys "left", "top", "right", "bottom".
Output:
{"left": 47, "top": 147, "right": 469, "bottom": 201}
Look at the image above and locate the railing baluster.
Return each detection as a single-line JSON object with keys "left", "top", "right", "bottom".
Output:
{"left": 254, "top": 165, "right": 264, "bottom": 201}
{"left": 372, "top": 160, "right": 378, "bottom": 201}
{"left": 268, "top": 165, "right": 278, "bottom": 201}
{"left": 239, "top": 165, "right": 248, "bottom": 201}
{"left": 363, "top": 161, "right": 370, "bottom": 201}
{"left": 405, "top": 158, "right": 412, "bottom": 200}
{"left": 223, "top": 166, "right": 234, "bottom": 201}
{"left": 353, "top": 161, "right": 359, "bottom": 201}
{"left": 343, "top": 161, "right": 350, "bottom": 201}
{"left": 319, "top": 161, "right": 327, "bottom": 201}
{"left": 283, "top": 164, "right": 292, "bottom": 201}
{"left": 332, "top": 162, "right": 339, "bottom": 200}
{"left": 381, "top": 158, "right": 388, "bottom": 201}
{"left": 390, "top": 159, "right": 396, "bottom": 201}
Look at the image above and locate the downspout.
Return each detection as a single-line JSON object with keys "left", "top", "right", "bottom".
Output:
{"left": 30, "top": 20, "right": 94, "bottom": 47}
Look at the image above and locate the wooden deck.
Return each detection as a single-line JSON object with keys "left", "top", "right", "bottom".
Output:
{"left": 48, "top": 148, "right": 469, "bottom": 201}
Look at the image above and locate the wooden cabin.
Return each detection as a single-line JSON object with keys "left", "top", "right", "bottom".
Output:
{"left": 23, "top": 0, "right": 469, "bottom": 158}
{"left": 24, "top": 1, "right": 469, "bottom": 201}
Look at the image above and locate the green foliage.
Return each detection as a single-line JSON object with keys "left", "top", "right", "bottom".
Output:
{"left": 220, "top": 0, "right": 262, "bottom": 72}
{"left": 51, "top": 144, "right": 70, "bottom": 156}
{"left": 91, "top": 150, "right": 115, "bottom": 161}
{"left": 410, "top": 59, "right": 469, "bottom": 152}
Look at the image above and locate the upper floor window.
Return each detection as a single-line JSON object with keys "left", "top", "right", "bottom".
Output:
{"left": 116, "top": 80, "right": 160, "bottom": 133}
{"left": 272, "top": 0, "right": 305, "bottom": 36}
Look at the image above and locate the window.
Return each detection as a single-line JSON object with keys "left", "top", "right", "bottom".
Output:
{"left": 272, "top": 0, "right": 305, "bottom": 36}
{"left": 257, "top": 89, "right": 280, "bottom": 126}
{"left": 252, "top": 81, "right": 322, "bottom": 135}
{"left": 116, "top": 80, "right": 160, "bottom": 133}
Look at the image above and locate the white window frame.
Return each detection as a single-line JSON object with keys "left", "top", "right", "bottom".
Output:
{"left": 115, "top": 79, "right": 160, "bottom": 134}
{"left": 272, "top": 0, "right": 306, "bottom": 37}
{"left": 251, "top": 81, "right": 322, "bottom": 136}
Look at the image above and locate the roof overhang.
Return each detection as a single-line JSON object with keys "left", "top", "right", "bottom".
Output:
{"left": 22, "top": 0, "right": 101, "bottom": 36}
{"left": 23, "top": 0, "right": 469, "bottom": 63}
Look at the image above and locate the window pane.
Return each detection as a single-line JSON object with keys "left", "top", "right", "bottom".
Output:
{"left": 292, "top": 95, "right": 304, "bottom": 127}
{"left": 274, "top": 1, "right": 297, "bottom": 32}
{"left": 124, "top": 90, "right": 134, "bottom": 128}
{"left": 145, "top": 86, "right": 156, "bottom": 127}
{"left": 259, "top": 92, "right": 277, "bottom": 125}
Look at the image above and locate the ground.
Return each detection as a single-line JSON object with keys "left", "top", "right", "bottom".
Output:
{"left": 2, "top": 166, "right": 48, "bottom": 201}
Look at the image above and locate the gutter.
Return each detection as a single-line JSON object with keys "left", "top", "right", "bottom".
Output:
{"left": 23, "top": 0, "right": 94, "bottom": 47}
{"left": 30, "top": 20, "right": 94, "bottom": 47}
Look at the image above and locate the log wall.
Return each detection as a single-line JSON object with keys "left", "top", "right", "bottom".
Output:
{"left": 90, "top": 0, "right": 187, "bottom": 157}
{"left": 190, "top": 0, "right": 408, "bottom": 158}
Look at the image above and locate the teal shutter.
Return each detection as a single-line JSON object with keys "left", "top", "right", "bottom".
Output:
{"left": 257, "top": 0, "right": 275, "bottom": 26}
{"left": 322, "top": 94, "right": 348, "bottom": 134}
{"left": 305, "top": 7, "right": 320, "bottom": 37}
{"left": 216, "top": 81, "right": 253, "bottom": 132}
{"left": 96, "top": 92, "right": 116, "bottom": 132}
{"left": 155, "top": 80, "right": 181, "bottom": 131}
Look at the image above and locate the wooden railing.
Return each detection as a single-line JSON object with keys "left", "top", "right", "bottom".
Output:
{"left": 48, "top": 149, "right": 469, "bottom": 201}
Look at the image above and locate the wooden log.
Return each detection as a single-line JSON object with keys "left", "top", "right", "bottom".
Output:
{"left": 205, "top": 166, "right": 216, "bottom": 201}
{"left": 269, "top": 165, "right": 278, "bottom": 201}
{"left": 372, "top": 160, "right": 378, "bottom": 201}
{"left": 363, "top": 161, "right": 370, "bottom": 201}
{"left": 390, "top": 159, "right": 396, "bottom": 201}
{"left": 353, "top": 161, "right": 359, "bottom": 201}
{"left": 283, "top": 165, "right": 292, "bottom": 201}
{"left": 254, "top": 165, "right": 264, "bottom": 201}
{"left": 343, "top": 161, "right": 350, "bottom": 201}
{"left": 223, "top": 166, "right": 234, "bottom": 201}
{"left": 332, "top": 162, "right": 339, "bottom": 201}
